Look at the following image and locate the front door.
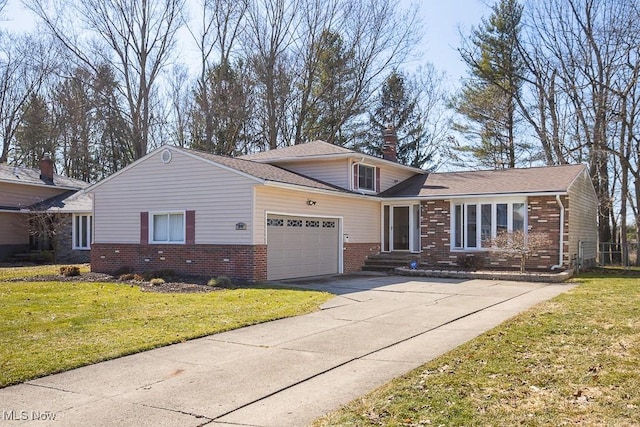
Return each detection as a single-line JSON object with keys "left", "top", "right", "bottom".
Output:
{"left": 383, "top": 205, "right": 420, "bottom": 252}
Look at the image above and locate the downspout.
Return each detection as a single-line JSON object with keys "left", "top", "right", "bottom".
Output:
{"left": 551, "top": 194, "right": 565, "bottom": 270}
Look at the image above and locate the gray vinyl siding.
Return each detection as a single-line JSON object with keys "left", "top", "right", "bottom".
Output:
{"left": 0, "top": 212, "right": 28, "bottom": 244}
{"left": 0, "top": 182, "right": 67, "bottom": 208}
{"left": 567, "top": 168, "right": 598, "bottom": 263}
{"left": 276, "top": 159, "right": 350, "bottom": 189}
{"left": 378, "top": 165, "right": 416, "bottom": 193}
{"left": 92, "top": 149, "right": 256, "bottom": 245}
{"left": 275, "top": 158, "right": 417, "bottom": 193}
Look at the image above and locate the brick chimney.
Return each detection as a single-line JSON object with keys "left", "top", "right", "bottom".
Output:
{"left": 382, "top": 126, "right": 398, "bottom": 162}
{"left": 39, "top": 154, "right": 54, "bottom": 184}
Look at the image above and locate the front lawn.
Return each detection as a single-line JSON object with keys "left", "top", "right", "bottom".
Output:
{"left": 0, "top": 265, "right": 332, "bottom": 388}
{"left": 315, "top": 270, "right": 640, "bottom": 426}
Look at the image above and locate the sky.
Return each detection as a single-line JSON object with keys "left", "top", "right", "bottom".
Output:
{"left": 1, "top": 0, "right": 492, "bottom": 88}
{"left": 417, "top": 0, "right": 491, "bottom": 85}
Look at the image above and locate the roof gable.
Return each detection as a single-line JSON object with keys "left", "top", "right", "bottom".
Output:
{"left": 240, "top": 140, "right": 425, "bottom": 174}
{"left": 181, "top": 148, "right": 349, "bottom": 193}
{"left": 381, "top": 164, "right": 589, "bottom": 198}
{"left": 87, "top": 145, "right": 352, "bottom": 195}
{"left": 239, "top": 140, "right": 353, "bottom": 161}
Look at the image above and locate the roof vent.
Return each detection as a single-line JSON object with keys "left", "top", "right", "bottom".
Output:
{"left": 160, "top": 149, "right": 172, "bottom": 164}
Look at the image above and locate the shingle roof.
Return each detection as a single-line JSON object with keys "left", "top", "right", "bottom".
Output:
{"left": 0, "top": 163, "right": 89, "bottom": 190}
{"left": 30, "top": 191, "right": 93, "bottom": 212}
{"left": 239, "top": 140, "right": 353, "bottom": 161}
{"left": 380, "top": 164, "right": 588, "bottom": 198}
{"left": 183, "top": 148, "right": 349, "bottom": 193}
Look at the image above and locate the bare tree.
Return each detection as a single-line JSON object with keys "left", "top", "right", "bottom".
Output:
{"left": 26, "top": 0, "right": 185, "bottom": 160}
{"left": 0, "top": 32, "right": 54, "bottom": 163}
{"left": 186, "top": 0, "right": 248, "bottom": 150}
{"left": 244, "top": 0, "right": 298, "bottom": 149}
{"left": 492, "top": 230, "right": 553, "bottom": 272}
{"left": 518, "top": 0, "right": 636, "bottom": 251}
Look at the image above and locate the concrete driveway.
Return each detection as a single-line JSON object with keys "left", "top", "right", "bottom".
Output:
{"left": 0, "top": 274, "right": 575, "bottom": 427}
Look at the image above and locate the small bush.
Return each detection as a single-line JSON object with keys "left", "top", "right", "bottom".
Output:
{"left": 141, "top": 271, "right": 155, "bottom": 281}
{"left": 133, "top": 274, "right": 145, "bottom": 282}
{"left": 31, "top": 250, "right": 55, "bottom": 264}
{"left": 113, "top": 266, "right": 134, "bottom": 276}
{"left": 209, "top": 275, "right": 233, "bottom": 287}
{"left": 59, "top": 265, "right": 81, "bottom": 277}
{"left": 458, "top": 255, "right": 485, "bottom": 271}
{"left": 149, "top": 278, "right": 165, "bottom": 286}
{"left": 119, "top": 273, "right": 135, "bottom": 281}
{"left": 156, "top": 269, "right": 175, "bottom": 279}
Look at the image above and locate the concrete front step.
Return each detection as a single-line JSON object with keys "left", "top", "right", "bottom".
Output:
{"left": 363, "top": 253, "right": 421, "bottom": 272}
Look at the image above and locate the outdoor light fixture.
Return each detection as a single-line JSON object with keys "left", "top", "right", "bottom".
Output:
{"left": 307, "top": 199, "right": 317, "bottom": 206}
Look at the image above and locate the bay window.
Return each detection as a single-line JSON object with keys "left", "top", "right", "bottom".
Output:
{"left": 451, "top": 200, "right": 527, "bottom": 250}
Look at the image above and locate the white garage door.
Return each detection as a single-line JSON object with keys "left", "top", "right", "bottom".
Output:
{"left": 267, "top": 215, "right": 340, "bottom": 280}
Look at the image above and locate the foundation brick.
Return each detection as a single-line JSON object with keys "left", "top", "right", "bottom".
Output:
{"left": 91, "top": 243, "right": 267, "bottom": 282}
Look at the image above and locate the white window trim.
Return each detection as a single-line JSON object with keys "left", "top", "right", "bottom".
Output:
{"left": 353, "top": 162, "right": 377, "bottom": 193}
{"left": 72, "top": 213, "right": 92, "bottom": 250}
{"left": 450, "top": 198, "right": 527, "bottom": 252}
{"left": 149, "top": 211, "right": 186, "bottom": 244}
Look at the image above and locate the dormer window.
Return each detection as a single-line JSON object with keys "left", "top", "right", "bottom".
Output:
{"left": 353, "top": 162, "right": 379, "bottom": 193}
{"left": 358, "top": 164, "right": 375, "bottom": 191}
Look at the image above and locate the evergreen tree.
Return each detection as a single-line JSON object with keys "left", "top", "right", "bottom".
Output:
{"left": 302, "top": 30, "right": 359, "bottom": 146}
{"left": 53, "top": 67, "right": 95, "bottom": 182}
{"left": 454, "top": 0, "right": 526, "bottom": 168}
{"left": 190, "top": 60, "right": 253, "bottom": 156}
{"left": 15, "top": 93, "right": 55, "bottom": 168}
{"left": 366, "top": 70, "right": 435, "bottom": 169}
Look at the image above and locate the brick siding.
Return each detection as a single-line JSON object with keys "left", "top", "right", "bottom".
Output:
{"left": 55, "top": 214, "right": 90, "bottom": 264}
{"left": 91, "top": 243, "right": 267, "bottom": 282}
{"left": 344, "top": 242, "right": 380, "bottom": 273}
{"left": 419, "top": 196, "right": 569, "bottom": 270}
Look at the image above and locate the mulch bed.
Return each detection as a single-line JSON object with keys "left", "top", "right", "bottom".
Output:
{"left": 4, "top": 272, "right": 223, "bottom": 294}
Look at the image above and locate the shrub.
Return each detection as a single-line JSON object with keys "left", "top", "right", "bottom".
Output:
{"left": 31, "top": 250, "right": 55, "bottom": 264}
{"left": 59, "top": 265, "right": 81, "bottom": 277}
{"left": 458, "top": 255, "right": 485, "bottom": 271}
{"left": 141, "top": 271, "right": 155, "bottom": 281}
{"left": 119, "top": 273, "right": 135, "bottom": 281}
{"left": 149, "top": 278, "right": 165, "bottom": 286}
{"left": 156, "top": 269, "right": 175, "bottom": 279}
{"left": 491, "top": 230, "right": 553, "bottom": 273}
{"left": 133, "top": 274, "right": 145, "bottom": 282}
{"left": 114, "top": 266, "right": 133, "bottom": 276}
{"left": 210, "top": 275, "right": 233, "bottom": 287}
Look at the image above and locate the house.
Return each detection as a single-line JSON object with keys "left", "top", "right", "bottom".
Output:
{"left": 0, "top": 157, "right": 92, "bottom": 263}
{"left": 88, "top": 132, "right": 598, "bottom": 281}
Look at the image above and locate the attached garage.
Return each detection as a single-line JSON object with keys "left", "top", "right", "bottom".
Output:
{"left": 266, "top": 214, "right": 341, "bottom": 280}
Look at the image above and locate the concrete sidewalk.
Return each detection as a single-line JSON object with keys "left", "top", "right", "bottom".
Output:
{"left": 0, "top": 275, "right": 575, "bottom": 427}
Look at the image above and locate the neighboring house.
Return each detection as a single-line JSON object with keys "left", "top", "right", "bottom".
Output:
{"left": 0, "top": 157, "right": 92, "bottom": 263}
{"left": 88, "top": 131, "right": 598, "bottom": 281}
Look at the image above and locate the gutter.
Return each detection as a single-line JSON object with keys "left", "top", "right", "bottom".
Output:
{"left": 551, "top": 194, "right": 565, "bottom": 270}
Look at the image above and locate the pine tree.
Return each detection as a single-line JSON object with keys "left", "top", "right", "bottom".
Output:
{"left": 454, "top": 0, "right": 525, "bottom": 168}
{"left": 302, "top": 30, "right": 359, "bottom": 146}
{"left": 15, "top": 93, "right": 55, "bottom": 168}
{"left": 367, "top": 70, "right": 433, "bottom": 169}
{"left": 190, "top": 60, "right": 253, "bottom": 156}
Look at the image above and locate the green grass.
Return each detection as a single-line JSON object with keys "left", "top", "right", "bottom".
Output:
{"left": 0, "top": 264, "right": 91, "bottom": 280}
{"left": 314, "top": 271, "right": 640, "bottom": 426}
{"left": 0, "top": 266, "right": 332, "bottom": 388}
